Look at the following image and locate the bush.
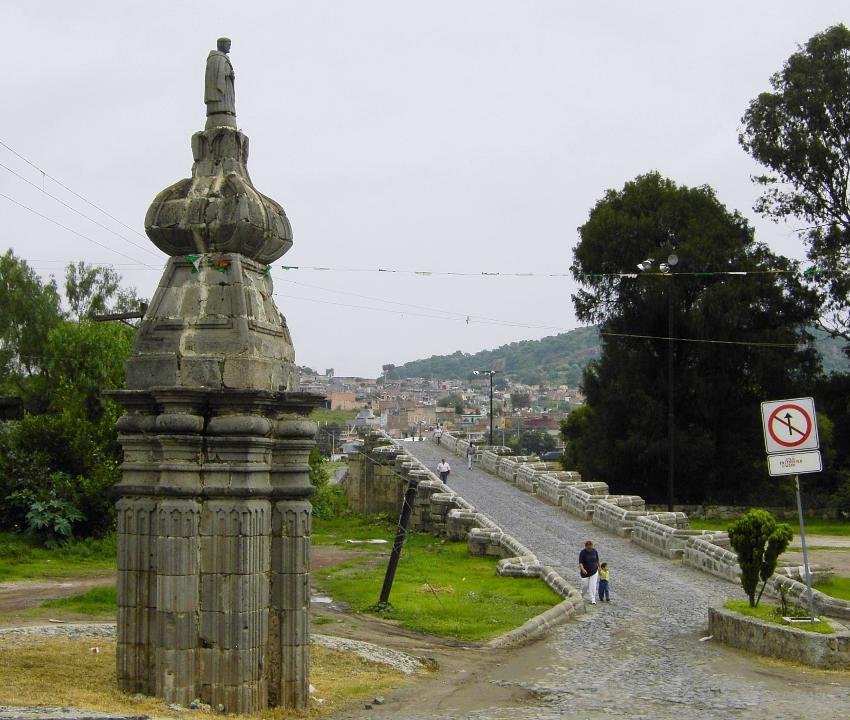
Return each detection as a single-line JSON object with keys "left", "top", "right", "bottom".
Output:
{"left": 309, "top": 448, "right": 349, "bottom": 520}
{"left": 729, "top": 509, "right": 793, "bottom": 607}
{"left": 0, "top": 415, "right": 120, "bottom": 539}
{"left": 19, "top": 497, "right": 84, "bottom": 548}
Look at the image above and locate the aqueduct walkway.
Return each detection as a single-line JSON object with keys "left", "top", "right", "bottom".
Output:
{"left": 400, "top": 439, "right": 850, "bottom": 720}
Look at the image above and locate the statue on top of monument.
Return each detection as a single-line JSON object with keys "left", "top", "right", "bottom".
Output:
{"left": 205, "top": 37, "right": 236, "bottom": 123}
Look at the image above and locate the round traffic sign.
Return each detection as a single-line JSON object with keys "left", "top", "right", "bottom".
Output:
{"left": 767, "top": 403, "right": 813, "bottom": 448}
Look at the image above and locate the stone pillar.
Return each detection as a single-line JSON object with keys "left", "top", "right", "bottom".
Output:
{"left": 111, "top": 38, "right": 322, "bottom": 714}
{"left": 267, "top": 416, "right": 315, "bottom": 707}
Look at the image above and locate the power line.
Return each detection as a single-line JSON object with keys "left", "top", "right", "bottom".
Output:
{"left": 600, "top": 331, "right": 800, "bottom": 348}
{"left": 0, "top": 161, "right": 161, "bottom": 262}
{"left": 10, "top": 258, "right": 836, "bottom": 280}
{"left": 0, "top": 138, "right": 149, "bottom": 241}
{"left": 274, "top": 290, "right": 569, "bottom": 332}
{"left": 278, "top": 277, "right": 561, "bottom": 330}
{"left": 0, "top": 192, "right": 154, "bottom": 266}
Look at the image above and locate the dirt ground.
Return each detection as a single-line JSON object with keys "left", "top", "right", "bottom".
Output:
{"left": 0, "top": 545, "right": 537, "bottom": 717}
{"left": 0, "top": 576, "right": 114, "bottom": 616}
{"left": 783, "top": 534, "right": 850, "bottom": 575}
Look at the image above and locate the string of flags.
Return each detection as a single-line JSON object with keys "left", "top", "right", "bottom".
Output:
{"left": 184, "top": 254, "right": 272, "bottom": 276}
{"left": 275, "top": 264, "right": 829, "bottom": 279}
{"left": 133, "top": 255, "right": 831, "bottom": 281}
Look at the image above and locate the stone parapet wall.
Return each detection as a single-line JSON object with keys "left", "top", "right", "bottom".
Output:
{"left": 561, "top": 486, "right": 614, "bottom": 520}
{"left": 768, "top": 574, "right": 850, "bottom": 620}
{"left": 536, "top": 477, "right": 604, "bottom": 507}
{"left": 343, "top": 439, "right": 405, "bottom": 515}
{"left": 434, "top": 430, "right": 850, "bottom": 622}
{"left": 709, "top": 607, "right": 850, "bottom": 669}
{"left": 631, "top": 515, "right": 705, "bottom": 559}
{"left": 775, "top": 564, "right": 833, "bottom": 585}
{"left": 683, "top": 535, "right": 742, "bottom": 582}
{"left": 590, "top": 500, "right": 664, "bottom": 538}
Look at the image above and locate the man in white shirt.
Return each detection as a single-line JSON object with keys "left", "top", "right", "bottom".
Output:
{"left": 434, "top": 427, "right": 442, "bottom": 445}
{"left": 436, "top": 459, "right": 451, "bottom": 482}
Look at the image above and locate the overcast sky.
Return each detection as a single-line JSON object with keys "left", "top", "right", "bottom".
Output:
{"left": 2, "top": 2, "right": 847, "bottom": 377}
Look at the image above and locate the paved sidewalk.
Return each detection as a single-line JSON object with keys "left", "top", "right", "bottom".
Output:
{"left": 401, "top": 439, "right": 850, "bottom": 720}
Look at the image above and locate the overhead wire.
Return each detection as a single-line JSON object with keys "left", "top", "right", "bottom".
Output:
{"left": 273, "top": 290, "right": 569, "bottom": 332}
{"left": 600, "top": 331, "right": 800, "bottom": 348}
{"left": 277, "top": 277, "right": 563, "bottom": 330}
{"left": 0, "top": 192, "right": 155, "bottom": 266}
{"left": 0, "top": 160, "right": 162, "bottom": 262}
{"left": 0, "top": 138, "right": 149, "bottom": 240}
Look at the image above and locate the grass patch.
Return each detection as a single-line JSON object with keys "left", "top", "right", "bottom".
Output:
{"left": 311, "top": 407, "right": 358, "bottom": 425}
{"left": 724, "top": 600, "right": 835, "bottom": 634}
{"left": 313, "top": 514, "right": 396, "bottom": 545}
{"left": 689, "top": 519, "right": 850, "bottom": 536}
{"left": 42, "top": 586, "right": 117, "bottom": 615}
{"left": 316, "top": 530, "right": 561, "bottom": 641}
{"left": 813, "top": 575, "right": 850, "bottom": 601}
{"left": 0, "top": 637, "right": 409, "bottom": 718}
{"left": 0, "top": 533, "right": 116, "bottom": 582}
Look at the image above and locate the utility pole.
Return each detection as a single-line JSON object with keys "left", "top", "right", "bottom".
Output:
{"left": 667, "top": 279, "right": 675, "bottom": 512}
{"left": 637, "top": 253, "right": 678, "bottom": 512}
{"left": 378, "top": 477, "right": 420, "bottom": 607}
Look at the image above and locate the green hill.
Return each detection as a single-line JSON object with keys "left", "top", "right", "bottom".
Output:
{"left": 383, "top": 326, "right": 601, "bottom": 387}
{"left": 813, "top": 327, "right": 849, "bottom": 374}
{"left": 384, "top": 325, "right": 847, "bottom": 386}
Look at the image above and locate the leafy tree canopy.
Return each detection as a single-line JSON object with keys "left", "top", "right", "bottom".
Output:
{"left": 0, "top": 250, "right": 62, "bottom": 383}
{"left": 568, "top": 173, "right": 821, "bottom": 504}
{"left": 0, "top": 255, "right": 140, "bottom": 541}
{"left": 739, "top": 24, "right": 850, "bottom": 344}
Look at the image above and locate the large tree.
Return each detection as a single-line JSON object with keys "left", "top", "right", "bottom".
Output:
{"left": 0, "top": 255, "right": 140, "bottom": 539}
{"left": 569, "top": 173, "right": 820, "bottom": 504}
{"left": 64, "top": 261, "right": 144, "bottom": 321}
{"left": 739, "top": 24, "right": 850, "bottom": 346}
{"left": 0, "top": 251, "right": 62, "bottom": 385}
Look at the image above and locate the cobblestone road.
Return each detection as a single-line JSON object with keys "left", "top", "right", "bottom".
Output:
{"left": 403, "top": 439, "right": 850, "bottom": 720}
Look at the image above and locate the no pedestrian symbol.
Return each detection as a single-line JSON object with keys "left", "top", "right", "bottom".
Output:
{"left": 761, "top": 398, "right": 819, "bottom": 454}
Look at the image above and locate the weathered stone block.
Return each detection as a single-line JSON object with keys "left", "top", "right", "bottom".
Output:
{"left": 157, "top": 575, "right": 200, "bottom": 612}
{"left": 126, "top": 355, "right": 181, "bottom": 388}
{"left": 200, "top": 573, "right": 270, "bottom": 613}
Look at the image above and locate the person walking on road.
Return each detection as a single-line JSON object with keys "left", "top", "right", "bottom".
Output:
{"left": 437, "top": 458, "right": 451, "bottom": 482}
{"left": 579, "top": 540, "right": 600, "bottom": 605}
{"left": 466, "top": 443, "right": 475, "bottom": 469}
{"left": 598, "top": 562, "right": 610, "bottom": 602}
{"left": 434, "top": 426, "right": 442, "bottom": 445}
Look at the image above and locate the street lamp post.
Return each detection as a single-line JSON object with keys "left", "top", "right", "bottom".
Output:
{"left": 473, "top": 369, "right": 498, "bottom": 446}
{"left": 637, "top": 254, "right": 678, "bottom": 512}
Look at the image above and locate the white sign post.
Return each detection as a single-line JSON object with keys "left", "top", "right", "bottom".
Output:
{"left": 760, "top": 397, "right": 820, "bottom": 622}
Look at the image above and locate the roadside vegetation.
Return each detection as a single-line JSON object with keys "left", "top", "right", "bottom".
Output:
{"left": 813, "top": 576, "right": 850, "bottom": 602}
{"left": 0, "top": 532, "right": 116, "bottom": 581}
{"left": 310, "top": 407, "right": 358, "bottom": 425}
{"left": 313, "top": 515, "right": 561, "bottom": 641}
{"left": 723, "top": 600, "right": 835, "bottom": 634}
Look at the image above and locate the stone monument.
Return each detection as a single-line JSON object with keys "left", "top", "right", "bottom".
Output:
{"left": 111, "top": 39, "right": 322, "bottom": 713}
